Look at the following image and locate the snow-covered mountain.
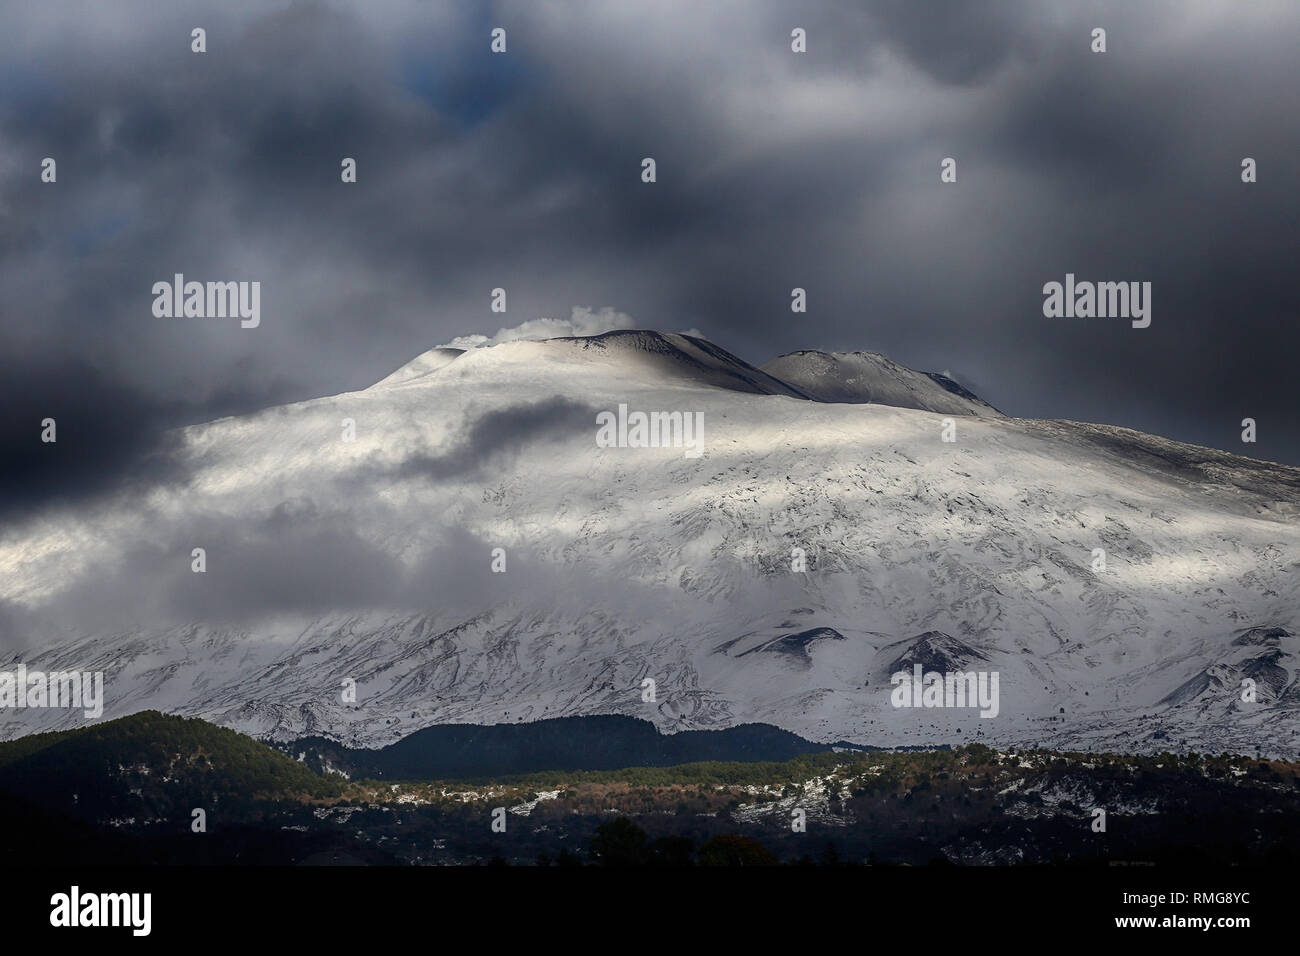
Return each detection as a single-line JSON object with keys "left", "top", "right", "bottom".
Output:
{"left": 3, "top": 329, "right": 1298, "bottom": 756}
{"left": 761, "top": 349, "right": 1001, "bottom": 416}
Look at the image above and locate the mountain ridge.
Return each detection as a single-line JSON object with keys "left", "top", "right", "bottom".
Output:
{"left": 761, "top": 348, "right": 1002, "bottom": 416}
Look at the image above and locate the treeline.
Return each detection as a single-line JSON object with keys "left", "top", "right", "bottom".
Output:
{"left": 0, "top": 710, "right": 343, "bottom": 821}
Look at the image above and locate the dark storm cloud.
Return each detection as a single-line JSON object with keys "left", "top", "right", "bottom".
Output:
{"left": 864, "top": 0, "right": 1048, "bottom": 85}
{"left": 0, "top": 352, "right": 305, "bottom": 525}
{"left": 0, "top": 359, "right": 189, "bottom": 523}
{"left": 1, "top": 0, "right": 1298, "bottom": 512}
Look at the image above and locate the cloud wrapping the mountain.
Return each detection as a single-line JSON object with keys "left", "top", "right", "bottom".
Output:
{"left": 386, "top": 396, "right": 600, "bottom": 482}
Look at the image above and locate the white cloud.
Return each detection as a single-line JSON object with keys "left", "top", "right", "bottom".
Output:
{"left": 439, "top": 306, "right": 637, "bottom": 349}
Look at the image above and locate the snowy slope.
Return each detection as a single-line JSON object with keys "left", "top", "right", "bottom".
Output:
{"left": 761, "top": 349, "right": 1001, "bottom": 416}
{"left": 2, "top": 330, "right": 1297, "bottom": 756}
{"left": 370, "top": 347, "right": 465, "bottom": 388}
{"left": 498, "top": 330, "right": 811, "bottom": 398}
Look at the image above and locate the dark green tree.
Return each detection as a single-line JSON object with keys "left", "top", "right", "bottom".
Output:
{"left": 589, "top": 817, "right": 650, "bottom": 866}
{"left": 696, "top": 834, "right": 778, "bottom": 866}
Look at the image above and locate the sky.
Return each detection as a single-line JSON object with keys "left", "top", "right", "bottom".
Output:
{"left": 2, "top": 0, "right": 1298, "bottom": 529}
